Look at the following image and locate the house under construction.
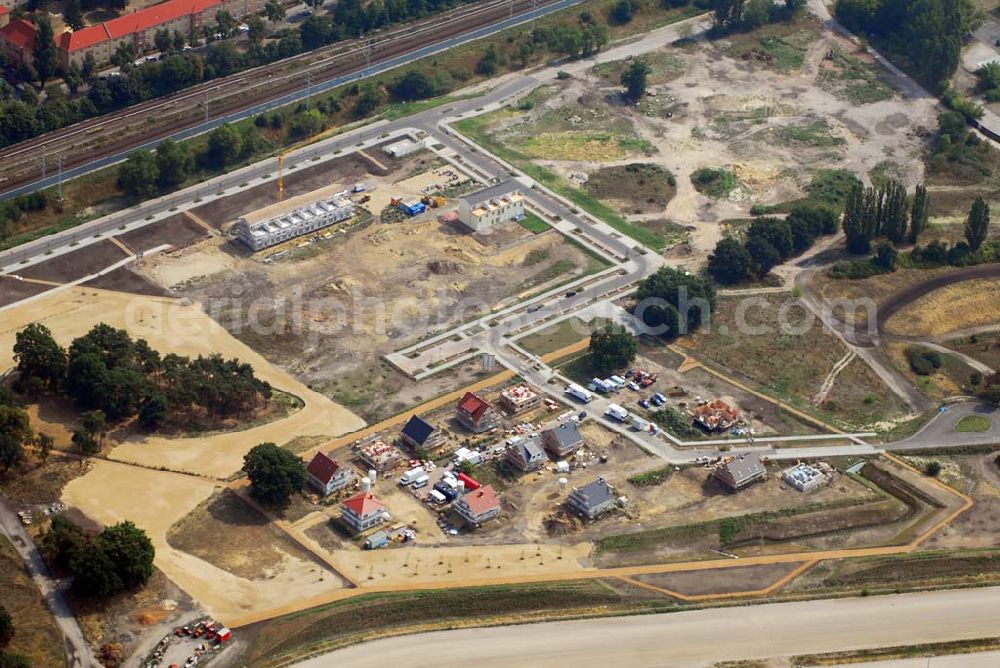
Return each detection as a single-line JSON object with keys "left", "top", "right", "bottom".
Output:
{"left": 233, "top": 184, "right": 354, "bottom": 251}
{"left": 693, "top": 400, "right": 739, "bottom": 432}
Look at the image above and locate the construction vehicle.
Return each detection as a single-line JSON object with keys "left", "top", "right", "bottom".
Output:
{"left": 420, "top": 194, "right": 446, "bottom": 208}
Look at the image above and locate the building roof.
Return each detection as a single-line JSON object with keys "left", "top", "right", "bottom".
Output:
{"left": 1, "top": 19, "right": 37, "bottom": 52}
{"left": 460, "top": 484, "right": 500, "bottom": 517}
{"left": 400, "top": 415, "right": 436, "bottom": 446}
{"left": 510, "top": 435, "right": 545, "bottom": 463}
{"left": 460, "top": 180, "right": 520, "bottom": 206}
{"left": 457, "top": 391, "right": 492, "bottom": 422}
{"left": 720, "top": 453, "right": 765, "bottom": 485}
{"left": 239, "top": 182, "right": 347, "bottom": 227}
{"left": 0, "top": 7, "right": 9, "bottom": 16}
{"left": 306, "top": 451, "right": 341, "bottom": 486}
{"left": 571, "top": 477, "right": 615, "bottom": 511}
{"left": 59, "top": 0, "right": 223, "bottom": 53}
{"left": 341, "top": 491, "right": 384, "bottom": 516}
{"left": 545, "top": 422, "right": 582, "bottom": 449}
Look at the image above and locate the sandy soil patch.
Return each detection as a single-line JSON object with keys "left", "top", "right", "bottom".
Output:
{"left": 62, "top": 460, "right": 348, "bottom": 622}
{"left": 633, "top": 562, "right": 803, "bottom": 596}
{"left": 884, "top": 279, "right": 1000, "bottom": 337}
{"left": 0, "top": 287, "right": 365, "bottom": 477}
{"left": 144, "top": 242, "right": 238, "bottom": 289}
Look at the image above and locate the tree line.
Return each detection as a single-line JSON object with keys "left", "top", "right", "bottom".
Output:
{"left": 707, "top": 204, "right": 839, "bottom": 284}
{"left": 834, "top": 0, "right": 976, "bottom": 92}
{"left": 13, "top": 322, "right": 272, "bottom": 435}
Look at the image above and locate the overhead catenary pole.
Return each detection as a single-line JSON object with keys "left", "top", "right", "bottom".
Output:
{"left": 56, "top": 154, "right": 63, "bottom": 200}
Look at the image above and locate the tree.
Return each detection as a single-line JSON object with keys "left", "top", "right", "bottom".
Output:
{"left": 215, "top": 10, "right": 239, "bottom": 38}
{"left": 924, "top": 460, "right": 942, "bottom": 477}
{"left": 588, "top": 324, "right": 637, "bottom": 375}
{"left": 35, "top": 432, "right": 54, "bottom": 464}
{"left": 881, "top": 180, "right": 908, "bottom": 243}
{"left": 154, "top": 138, "right": 192, "bottom": 189}
{"left": 745, "top": 235, "right": 781, "bottom": 278}
{"left": 32, "top": 17, "right": 58, "bottom": 86}
{"left": 389, "top": 70, "right": 440, "bottom": 102}
{"left": 206, "top": 123, "right": 243, "bottom": 167}
{"left": 620, "top": 59, "right": 650, "bottom": 103}
{"left": 747, "top": 217, "right": 793, "bottom": 259}
{"left": 476, "top": 44, "right": 500, "bottom": 76}
{"left": 0, "top": 604, "right": 12, "bottom": 648}
{"left": 0, "top": 405, "right": 32, "bottom": 471}
{"left": 70, "top": 536, "right": 123, "bottom": 598}
{"left": 264, "top": 0, "right": 286, "bottom": 24}
{"left": 707, "top": 237, "right": 754, "bottom": 284}
{"left": 81, "top": 53, "right": 96, "bottom": 83}
{"left": 81, "top": 410, "right": 108, "bottom": 448}
{"left": 909, "top": 183, "right": 929, "bottom": 243}
{"left": 117, "top": 150, "right": 160, "bottom": 199}
{"left": 979, "top": 373, "right": 1000, "bottom": 407}
{"left": 71, "top": 428, "right": 98, "bottom": 456}
{"left": 636, "top": 266, "right": 716, "bottom": 336}
{"left": 873, "top": 241, "right": 898, "bottom": 271}
{"left": 610, "top": 0, "right": 635, "bottom": 24}
{"left": 965, "top": 196, "right": 990, "bottom": 251}
{"left": 246, "top": 15, "right": 267, "bottom": 43}
{"left": 243, "top": 442, "right": 307, "bottom": 505}
{"left": 110, "top": 42, "right": 136, "bottom": 70}
{"left": 154, "top": 28, "right": 172, "bottom": 54}
{"left": 13, "top": 322, "right": 66, "bottom": 390}
{"left": 172, "top": 31, "right": 186, "bottom": 52}
{"left": 98, "top": 521, "right": 154, "bottom": 589}
{"left": 138, "top": 393, "right": 169, "bottom": 428}
{"left": 352, "top": 83, "right": 384, "bottom": 118}
{"left": 64, "top": 0, "right": 84, "bottom": 31}
{"left": 842, "top": 183, "right": 876, "bottom": 254}
{"left": 290, "top": 108, "right": 324, "bottom": 137}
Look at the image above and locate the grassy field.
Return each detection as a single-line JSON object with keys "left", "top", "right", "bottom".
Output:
{"left": 236, "top": 581, "right": 645, "bottom": 666}
{"left": 517, "top": 317, "right": 594, "bottom": 356}
{"left": 723, "top": 13, "right": 821, "bottom": 72}
{"left": 884, "top": 279, "right": 1000, "bottom": 337}
{"left": 0, "top": 536, "right": 66, "bottom": 668}
{"left": 956, "top": 415, "right": 992, "bottom": 433}
{"left": 583, "top": 163, "right": 677, "bottom": 215}
{"left": 691, "top": 167, "right": 738, "bottom": 198}
{"left": 817, "top": 46, "right": 895, "bottom": 105}
{"left": 885, "top": 342, "right": 976, "bottom": 401}
{"left": 517, "top": 213, "right": 550, "bottom": 234}
{"left": 592, "top": 50, "right": 686, "bottom": 86}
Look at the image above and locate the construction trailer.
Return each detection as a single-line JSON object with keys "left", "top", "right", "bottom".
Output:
{"left": 566, "top": 383, "right": 592, "bottom": 403}
{"left": 605, "top": 404, "right": 629, "bottom": 422}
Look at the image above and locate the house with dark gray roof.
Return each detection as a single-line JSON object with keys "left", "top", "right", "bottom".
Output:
{"left": 505, "top": 435, "right": 547, "bottom": 472}
{"left": 713, "top": 452, "right": 766, "bottom": 491}
{"left": 399, "top": 415, "right": 447, "bottom": 454}
{"left": 566, "top": 477, "right": 617, "bottom": 520}
{"left": 542, "top": 422, "right": 583, "bottom": 458}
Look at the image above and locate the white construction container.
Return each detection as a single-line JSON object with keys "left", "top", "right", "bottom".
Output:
{"left": 399, "top": 467, "right": 425, "bottom": 486}
{"left": 368, "top": 469, "right": 377, "bottom": 485}
{"left": 359, "top": 476, "right": 371, "bottom": 491}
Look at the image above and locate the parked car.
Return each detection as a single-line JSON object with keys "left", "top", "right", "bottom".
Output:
{"left": 565, "top": 290, "right": 577, "bottom": 298}
{"left": 627, "top": 381, "right": 640, "bottom": 391}
{"left": 650, "top": 395, "right": 664, "bottom": 407}
{"left": 639, "top": 398, "right": 650, "bottom": 409}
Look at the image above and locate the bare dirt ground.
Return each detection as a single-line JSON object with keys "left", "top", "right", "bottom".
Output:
{"left": 0, "top": 276, "right": 49, "bottom": 307}
{"left": 632, "top": 562, "right": 803, "bottom": 595}
{"left": 17, "top": 239, "right": 129, "bottom": 283}
{"left": 114, "top": 212, "right": 211, "bottom": 254}
{"left": 917, "top": 454, "right": 1000, "bottom": 551}
{"left": 61, "top": 459, "right": 349, "bottom": 623}
{"left": 0, "top": 287, "right": 364, "bottom": 477}
{"left": 480, "top": 16, "right": 935, "bottom": 259}
{"left": 82, "top": 266, "right": 168, "bottom": 296}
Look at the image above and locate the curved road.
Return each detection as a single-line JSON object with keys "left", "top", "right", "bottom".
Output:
{"left": 297, "top": 587, "right": 1000, "bottom": 668}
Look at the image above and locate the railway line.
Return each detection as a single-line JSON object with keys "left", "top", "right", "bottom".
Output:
{"left": 0, "top": 0, "right": 570, "bottom": 196}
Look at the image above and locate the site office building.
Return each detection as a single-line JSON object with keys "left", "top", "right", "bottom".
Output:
{"left": 56, "top": 0, "right": 258, "bottom": 70}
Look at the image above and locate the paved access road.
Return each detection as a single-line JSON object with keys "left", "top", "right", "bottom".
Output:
{"left": 888, "top": 402, "right": 1000, "bottom": 451}
{"left": 297, "top": 587, "right": 1000, "bottom": 668}
{"left": 0, "top": 499, "right": 93, "bottom": 668}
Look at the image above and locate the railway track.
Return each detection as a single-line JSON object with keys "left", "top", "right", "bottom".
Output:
{"left": 0, "top": 0, "right": 560, "bottom": 194}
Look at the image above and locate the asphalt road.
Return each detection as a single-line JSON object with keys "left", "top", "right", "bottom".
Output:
{"left": 888, "top": 402, "right": 1000, "bottom": 451}
{"left": 0, "top": 499, "right": 93, "bottom": 668}
{"left": 296, "top": 587, "right": 1000, "bottom": 668}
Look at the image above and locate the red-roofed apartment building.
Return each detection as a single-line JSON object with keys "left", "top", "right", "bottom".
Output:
{"left": 0, "top": 18, "right": 36, "bottom": 67}
{"left": 56, "top": 0, "right": 257, "bottom": 69}
{"left": 339, "top": 492, "right": 389, "bottom": 533}
{"left": 305, "top": 451, "right": 355, "bottom": 496}
{"left": 455, "top": 391, "right": 501, "bottom": 433}
{"left": 454, "top": 484, "right": 501, "bottom": 526}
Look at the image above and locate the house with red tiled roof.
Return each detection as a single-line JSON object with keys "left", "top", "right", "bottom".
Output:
{"left": 339, "top": 492, "right": 389, "bottom": 533}
{"left": 454, "top": 484, "right": 501, "bottom": 526}
{"left": 56, "top": 0, "right": 257, "bottom": 69}
{"left": 455, "top": 391, "right": 501, "bottom": 433}
{"left": 0, "top": 18, "right": 37, "bottom": 66}
{"left": 305, "top": 451, "right": 354, "bottom": 496}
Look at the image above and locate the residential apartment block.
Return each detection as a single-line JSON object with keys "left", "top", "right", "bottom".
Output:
{"left": 233, "top": 185, "right": 354, "bottom": 251}
{"left": 457, "top": 181, "right": 524, "bottom": 233}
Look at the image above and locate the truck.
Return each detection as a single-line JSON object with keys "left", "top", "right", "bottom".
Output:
{"left": 398, "top": 467, "right": 425, "bottom": 486}
{"left": 630, "top": 415, "right": 651, "bottom": 432}
{"left": 605, "top": 403, "right": 630, "bottom": 422}
{"left": 364, "top": 531, "right": 390, "bottom": 550}
{"left": 566, "top": 383, "right": 592, "bottom": 403}
{"left": 608, "top": 375, "right": 627, "bottom": 390}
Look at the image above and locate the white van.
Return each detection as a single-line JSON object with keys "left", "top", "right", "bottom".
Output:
{"left": 412, "top": 474, "right": 430, "bottom": 489}
{"left": 399, "top": 467, "right": 425, "bottom": 486}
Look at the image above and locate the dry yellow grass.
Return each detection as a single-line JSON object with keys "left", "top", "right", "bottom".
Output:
{"left": 884, "top": 279, "right": 1000, "bottom": 337}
